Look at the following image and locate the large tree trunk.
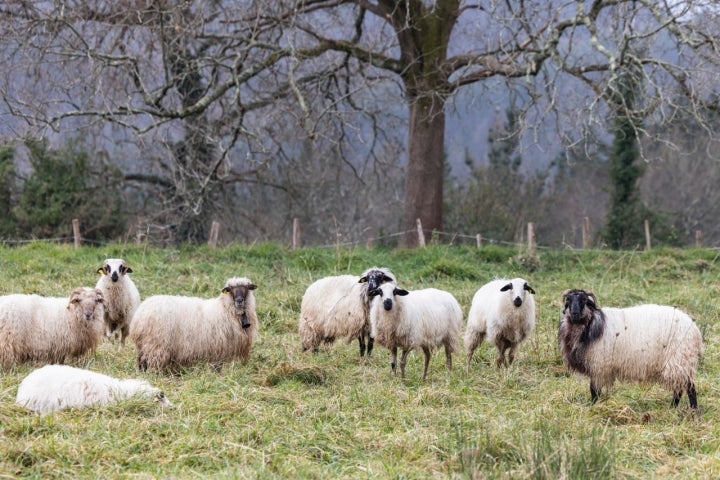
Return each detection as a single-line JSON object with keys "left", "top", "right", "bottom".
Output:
{"left": 402, "top": 92, "right": 446, "bottom": 247}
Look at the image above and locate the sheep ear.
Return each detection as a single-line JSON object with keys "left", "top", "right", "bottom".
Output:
{"left": 248, "top": 284, "right": 257, "bottom": 290}
{"left": 95, "top": 289, "right": 105, "bottom": 303}
{"left": 394, "top": 288, "right": 409, "bottom": 296}
{"left": 126, "top": 267, "right": 133, "bottom": 274}
{"left": 500, "top": 283, "right": 513, "bottom": 292}
{"left": 222, "top": 287, "right": 230, "bottom": 294}
{"left": 358, "top": 276, "right": 368, "bottom": 283}
{"left": 368, "top": 288, "right": 380, "bottom": 297}
{"left": 524, "top": 283, "right": 535, "bottom": 294}
{"left": 97, "top": 267, "right": 104, "bottom": 275}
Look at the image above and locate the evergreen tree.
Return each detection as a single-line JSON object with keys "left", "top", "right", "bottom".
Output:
{"left": 14, "top": 139, "right": 127, "bottom": 241}
{"left": 0, "top": 144, "right": 16, "bottom": 237}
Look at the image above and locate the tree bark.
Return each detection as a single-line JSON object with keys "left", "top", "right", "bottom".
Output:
{"left": 402, "top": 92, "right": 446, "bottom": 247}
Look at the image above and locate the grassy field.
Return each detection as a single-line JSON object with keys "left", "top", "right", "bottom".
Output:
{"left": 0, "top": 242, "right": 719, "bottom": 479}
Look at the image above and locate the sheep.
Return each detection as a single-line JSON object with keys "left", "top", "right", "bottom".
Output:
{"left": 129, "top": 277, "right": 258, "bottom": 372}
{"left": 558, "top": 289, "right": 704, "bottom": 409}
{"left": 95, "top": 258, "right": 140, "bottom": 345}
{"left": 369, "top": 282, "right": 462, "bottom": 380}
{"left": 16, "top": 364, "right": 170, "bottom": 415}
{"left": 464, "top": 278, "right": 536, "bottom": 369}
{"left": 0, "top": 287, "right": 105, "bottom": 369}
{"left": 298, "top": 267, "right": 396, "bottom": 356}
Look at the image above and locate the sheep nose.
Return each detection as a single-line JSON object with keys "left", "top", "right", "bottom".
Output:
{"left": 514, "top": 297, "right": 522, "bottom": 307}
{"left": 383, "top": 298, "right": 393, "bottom": 311}
{"left": 234, "top": 297, "right": 245, "bottom": 309}
{"left": 111, "top": 272, "right": 119, "bottom": 282}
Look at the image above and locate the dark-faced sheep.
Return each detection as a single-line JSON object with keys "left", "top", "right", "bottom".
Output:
{"left": 298, "top": 267, "right": 396, "bottom": 356}
{"left": 559, "top": 289, "right": 704, "bottom": 409}
{"left": 0, "top": 287, "right": 105, "bottom": 369}
{"left": 95, "top": 258, "right": 140, "bottom": 344}
{"left": 129, "top": 277, "right": 258, "bottom": 372}
{"left": 369, "top": 282, "right": 462, "bottom": 380}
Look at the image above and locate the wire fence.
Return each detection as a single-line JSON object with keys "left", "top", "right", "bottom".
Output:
{"left": 1, "top": 217, "right": 712, "bottom": 252}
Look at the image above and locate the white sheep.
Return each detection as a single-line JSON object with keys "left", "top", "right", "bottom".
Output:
{"left": 369, "top": 282, "right": 462, "bottom": 380}
{"left": 464, "top": 278, "right": 536, "bottom": 369}
{"left": 559, "top": 289, "right": 704, "bottom": 409}
{"left": 95, "top": 258, "right": 140, "bottom": 344}
{"left": 298, "top": 267, "right": 396, "bottom": 356}
{"left": 16, "top": 364, "right": 170, "bottom": 415}
{"left": 0, "top": 287, "right": 105, "bottom": 369}
{"left": 129, "top": 277, "right": 258, "bottom": 372}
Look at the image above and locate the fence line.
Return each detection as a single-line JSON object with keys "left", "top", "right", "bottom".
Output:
{"left": 0, "top": 218, "right": 716, "bottom": 252}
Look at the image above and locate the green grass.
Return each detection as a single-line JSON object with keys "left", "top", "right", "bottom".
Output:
{"left": 1, "top": 242, "right": 719, "bottom": 478}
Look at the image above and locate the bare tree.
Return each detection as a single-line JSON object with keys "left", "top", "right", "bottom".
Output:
{"left": 1, "top": 1, "right": 720, "bottom": 245}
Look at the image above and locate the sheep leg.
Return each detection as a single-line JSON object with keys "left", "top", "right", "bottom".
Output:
{"left": 366, "top": 336, "right": 374, "bottom": 356}
{"left": 390, "top": 346, "right": 398, "bottom": 376}
{"left": 400, "top": 348, "right": 411, "bottom": 379}
{"left": 590, "top": 382, "right": 601, "bottom": 404}
{"left": 358, "top": 335, "right": 366, "bottom": 357}
{"left": 507, "top": 343, "right": 517, "bottom": 366}
{"left": 444, "top": 344, "right": 453, "bottom": 372}
{"left": 495, "top": 344, "right": 507, "bottom": 368}
{"left": 687, "top": 382, "right": 698, "bottom": 410}
{"left": 464, "top": 331, "right": 483, "bottom": 371}
{"left": 421, "top": 346, "right": 432, "bottom": 380}
{"left": 672, "top": 390, "right": 682, "bottom": 408}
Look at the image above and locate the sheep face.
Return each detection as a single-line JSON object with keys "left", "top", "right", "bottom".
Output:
{"left": 69, "top": 288, "right": 105, "bottom": 322}
{"left": 500, "top": 280, "right": 535, "bottom": 308}
{"left": 369, "top": 283, "right": 409, "bottom": 312}
{"left": 359, "top": 267, "right": 396, "bottom": 292}
{"left": 562, "top": 289, "right": 598, "bottom": 325}
{"left": 98, "top": 258, "right": 133, "bottom": 283}
{"left": 222, "top": 280, "right": 257, "bottom": 329}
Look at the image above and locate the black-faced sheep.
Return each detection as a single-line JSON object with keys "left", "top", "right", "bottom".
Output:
{"left": 0, "top": 287, "right": 105, "bottom": 369}
{"left": 298, "top": 267, "right": 396, "bottom": 356}
{"left": 464, "top": 278, "right": 536, "bottom": 369}
{"left": 129, "top": 277, "right": 258, "bottom": 372}
{"left": 369, "top": 282, "right": 462, "bottom": 380}
{"left": 95, "top": 258, "right": 140, "bottom": 345}
{"left": 559, "top": 289, "right": 704, "bottom": 409}
{"left": 16, "top": 364, "right": 170, "bottom": 414}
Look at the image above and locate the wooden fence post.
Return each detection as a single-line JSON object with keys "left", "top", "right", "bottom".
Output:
{"left": 208, "top": 221, "right": 220, "bottom": 248}
{"left": 72, "top": 218, "right": 81, "bottom": 248}
{"left": 695, "top": 230, "right": 702, "bottom": 248}
{"left": 582, "top": 216, "right": 590, "bottom": 249}
{"left": 476, "top": 234, "right": 482, "bottom": 248}
{"left": 527, "top": 222, "right": 536, "bottom": 252}
{"left": 292, "top": 218, "right": 301, "bottom": 249}
{"left": 416, "top": 218, "right": 426, "bottom": 247}
{"left": 644, "top": 219, "right": 651, "bottom": 251}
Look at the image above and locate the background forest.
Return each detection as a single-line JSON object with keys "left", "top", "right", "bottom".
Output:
{"left": 1, "top": 1, "right": 720, "bottom": 248}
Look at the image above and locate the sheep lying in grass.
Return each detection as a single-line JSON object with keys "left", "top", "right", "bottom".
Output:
{"left": 298, "top": 267, "right": 396, "bottom": 356}
{"left": 369, "top": 282, "right": 462, "bottom": 380}
{"left": 16, "top": 364, "right": 170, "bottom": 415}
{"left": 0, "top": 287, "right": 105, "bottom": 369}
{"left": 464, "top": 278, "right": 536, "bottom": 369}
{"left": 129, "top": 277, "right": 258, "bottom": 372}
{"left": 559, "top": 289, "right": 704, "bottom": 409}
{"left": 95, "top": 258, "right": 140, "bottom": 345}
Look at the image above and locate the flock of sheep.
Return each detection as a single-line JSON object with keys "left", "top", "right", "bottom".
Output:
{"left": 1, "top": 259, "right": 705, "bottom": 415}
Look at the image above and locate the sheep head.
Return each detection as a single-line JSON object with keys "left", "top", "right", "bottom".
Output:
{"left": 358, "top": 267, "right": 396, "bottom": 292}
{"left": 369, "top": 282, "right": 409, "bottom": 311}
{"left": 222, "top": 278, "right": 257, "bottom": 329}
{"left": 97, "top": 258, "right": 133, "bottom": 283}
{"left": 500, "top": 279, "right": 535, "bottom": 307}
{"left": 562, "top": 289, "right": 598, "bottom": 325}
{"left": 68, "top": 287, "right": 105, "bottom": 322}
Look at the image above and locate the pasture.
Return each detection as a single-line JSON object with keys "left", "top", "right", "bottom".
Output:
{"left": 0, "top": 242, "right": 719, "bottom": 478}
